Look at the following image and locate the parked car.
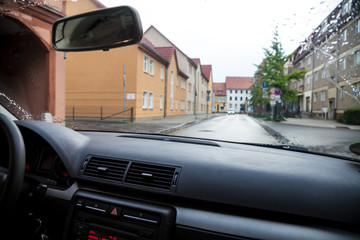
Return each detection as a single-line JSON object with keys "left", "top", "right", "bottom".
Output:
{"left": 1, "top": 2, "right": 360, "bottom": 240}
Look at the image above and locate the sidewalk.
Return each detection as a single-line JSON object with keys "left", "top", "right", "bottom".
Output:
{"left": 67, "top": 113, "right": 220, "bottom": 133}
{"left": 277, "top": 118, "right": 360, "bottom": 130}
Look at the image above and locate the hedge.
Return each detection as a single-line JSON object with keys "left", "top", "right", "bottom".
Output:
{"left": 342, "top": 107, "right": 360, "bottom": 125}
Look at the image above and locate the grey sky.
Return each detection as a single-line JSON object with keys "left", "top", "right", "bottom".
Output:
{"left": 101, "top": 0, "right": 341, "bottom": 82}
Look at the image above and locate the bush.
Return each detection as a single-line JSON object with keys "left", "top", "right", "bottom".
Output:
{"left": 342, "top": 108, "right": 360, "bottom": 125}
{"left": 336, "top": 114, "right": 344, "bottom": 123}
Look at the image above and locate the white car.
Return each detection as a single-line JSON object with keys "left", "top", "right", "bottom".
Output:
{"left": 227, "top": 109, "right": 235, "bottom": 115}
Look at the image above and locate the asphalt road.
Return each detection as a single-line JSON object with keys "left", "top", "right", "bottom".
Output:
{"left": 173, "top": 114, "right": 360, "bottom": 159}
{"left": 172, "top": 114, "right": 278, "bottom": 144}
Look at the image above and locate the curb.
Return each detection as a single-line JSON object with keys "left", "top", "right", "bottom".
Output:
{"left": 251, "top": 117, "right": 293, "bottom": 145}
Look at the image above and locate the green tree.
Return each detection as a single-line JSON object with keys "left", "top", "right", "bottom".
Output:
{"left": 249, "top": 70, "right": 267, "bottom": 111}
{"left": 256, "top": 29, "right": 306, "bottom": 103}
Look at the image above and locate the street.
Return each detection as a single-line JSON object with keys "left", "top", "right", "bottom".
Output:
{"left": 173, "top": 114, "right": 360, "bottom": 158}
{"left": 172, "top": 114, "right": 278, "bottom": 144}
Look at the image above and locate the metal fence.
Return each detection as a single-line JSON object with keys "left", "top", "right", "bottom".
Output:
{"left": 66, "top": 106, "right": 133, "bottom": 121}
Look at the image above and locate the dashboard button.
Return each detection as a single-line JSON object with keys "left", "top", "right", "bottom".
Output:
{"left": 109, "top": 206, "right": 122, "bottom": 216}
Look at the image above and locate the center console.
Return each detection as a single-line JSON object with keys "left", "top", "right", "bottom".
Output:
{"left": 68, "top": 191, "right": 176, "bottom": 240}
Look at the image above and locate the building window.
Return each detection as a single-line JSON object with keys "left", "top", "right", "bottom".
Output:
{"left": 230, "top": 90, "right": 232, "bottom": 93}
{"left": 341, "top": 57, "right": 346, "bottom": 70}
{"left": 218, "top": 90, "right": 223, "bottom": 93}
{"left": 142, "top": 91, "right": 147, "bottom": 109}
{"left": 355, "top": 51, "right": 360, "bottom": 66}
{"left": 321, "top": 69, "right": 327, "bottom": 78}
{"left": 342, "top": 28, "right": 347, "bottom": 42}
{"left": 235, "top": 90, "right": 238, "bottom": 93}
{"left": 240, "top": 90, "right": 243, "bottom": 94}
{"left": 313, "top": 92, "right": 317, "bottom": 102}
{"left": 218, "top": 96, "right": 221, "bottom": 101}
{"left": 222, "top": 96, "right": 225, "bottom": 101}
{"left": 240, "top": 97, "right": 243, "bottom": 101}
{"left": 316, "top": 50, "right": 319, "bottom": 59}
{"left": 315, "top": 71, "right": 319, "bottom": 81}
{"left": 340, "top": 87, "right": 345, "bottom": 99}
{"left": 150, "top": 60, "right": 154, "bottom": 75}
{"left": 181, "top": 100, "right": 185, "bottom": 110}
{"left": 235, "top": 97, "right": 238, "bottom": 101}
{"left": 230, "top": 96, "right": 232, "bottom": 101}
{"left": 160, "top": 65, "right": 164, "bottom": 79}
{"left": 149, "top": 93, "right": 154, "bottom": 109}
{"left": 229, "top": 104, "right": 232, "bottom": 108}
{"left": 188, "top": 83, "right": 192, "bottom": 93}
{"left": 181, "top": 78, "right": 186, "bottom": 89}
{"left": 356, "top": 19, "right": 360, "bottom": 34}
{"left": 143, "top": 55, "right": 148, "bottom": 73}
{"left": 246, "top": 97, "right": 248, "bottom": 100}
{"left": 307, "top": 56, "right": 311, "bottom": 65}
{"left": 321, "top": 90, "right": 326, "bottom": 101}
{"left": 342, "top": 0, "right": 350, "bottom": 15}
{"left": 160, "top": 95, "right": 163, "bottom": 110}
{"left": 246, "top": 90, "right": 248, "bottom": 94}
{"left": 306, "top": 75, "right": 311, "bottom": 84}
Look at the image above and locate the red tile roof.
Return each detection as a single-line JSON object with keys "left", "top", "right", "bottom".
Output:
{"left": 201, "top": 65, "right": 212, "bottom": 80}
{"left": 213, "top": 83, "right": 226, "bottom": 96}
{"left": 192, "top": 58, "right": 200, "bottom": 66}
{"left": 225, "top": 77, "right": 253, "bottom": 90}
{"left": 155, "top": 47, "right": 175, "bottom": 63}
{"left": 140, "top": 38, "right": 169, "bottom": 64}
{"left": 145, "top": 26, "right": 197, "bottom": 68}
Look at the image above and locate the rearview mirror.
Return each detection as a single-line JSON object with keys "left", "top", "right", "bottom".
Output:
{"left": 52, "top": 6, "right": 143, "bottom": 52}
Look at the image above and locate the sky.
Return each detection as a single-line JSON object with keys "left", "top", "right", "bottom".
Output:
{"left": 100, "top": 0, "right": 342, "bottom": 82}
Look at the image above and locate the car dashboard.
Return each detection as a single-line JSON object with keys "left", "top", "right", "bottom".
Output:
{"left": 2, "top": 120, "right": 360, "bottom": 240}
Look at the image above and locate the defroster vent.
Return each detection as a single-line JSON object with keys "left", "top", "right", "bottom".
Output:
{"left": 125, "top": 162, "right": 177, "bottom": 190}
{"left": 83, "top": 157, "right": 129, "bottom": 182}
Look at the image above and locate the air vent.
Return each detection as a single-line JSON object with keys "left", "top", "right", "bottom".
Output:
{"left": 83, "top": 157, "right": 129, "bottom": 182}
{"left": 125, "top": 162, "right": 176, "bottom": 190}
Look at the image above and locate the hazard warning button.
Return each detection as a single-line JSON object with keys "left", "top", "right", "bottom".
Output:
{"left": 109, "top": 206, "right": 122, "bottom": 216}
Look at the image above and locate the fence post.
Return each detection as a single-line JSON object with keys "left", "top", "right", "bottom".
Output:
{"left": 72, "top": 106, "right": 75, "bottom": 120}
{"left": 131, "top": 107, "right": 133, "bottom": 122}
{"left": 100, "top": 106, "right": 103, "bottom": 120}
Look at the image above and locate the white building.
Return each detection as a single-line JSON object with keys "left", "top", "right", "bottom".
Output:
{"left": 225, "top": 77, "right": 253, "bottom": 113}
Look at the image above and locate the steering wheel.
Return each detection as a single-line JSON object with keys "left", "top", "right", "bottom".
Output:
{"left": 0, "top": 114, "right": 25, "bottom": 213}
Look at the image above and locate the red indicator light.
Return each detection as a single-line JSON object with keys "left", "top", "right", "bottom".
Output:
{"left": 89, "top": 231, "right": 95, "bottom": 234}
{"left": 62, "top": 171, "right": 68, "bottom": 177}
{"left": 25, "top": 164, "right": 30, "bottom": 170}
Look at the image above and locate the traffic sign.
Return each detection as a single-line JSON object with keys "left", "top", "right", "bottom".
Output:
{"left": 270, "top": 100, "right": 276, "bottom": 106}
{"left": 275, "top": 88, "right": 281, "bottom": 95}
{"left": 270, "top": 87, "right": 276, "bottom": 94}
{"left": 270, "top": 94, "right": 276, "bottom": 100}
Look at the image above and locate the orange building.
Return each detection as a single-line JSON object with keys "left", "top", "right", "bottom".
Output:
{"left": 0, "top": 0, "right": 66, "bottom": 121}
{"left": 213, "top": 83, "right": 227, "bottom": 113}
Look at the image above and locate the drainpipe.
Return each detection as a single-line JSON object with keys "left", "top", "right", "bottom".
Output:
{"left": 164, "top": 67, "right": 168, "bottom": 118}
{"left": 311, "top": 50, "right": 315, "bottom": 116}
{"left": 334, "top": 32, "right": 339, "bottom": 120}
{"left": 194, "top": 68, "right": 197, "bottom": 116}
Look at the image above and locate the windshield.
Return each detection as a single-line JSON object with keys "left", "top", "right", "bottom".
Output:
{"left": 0, "top": 0, "right": 359, "bottom": 158}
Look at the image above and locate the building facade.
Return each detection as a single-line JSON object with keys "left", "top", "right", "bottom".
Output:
{"left": 0, "top": 0, "right": 66, "bottom": 121}
{"left": 290, "top": 0, "right": 360, "bottom": 119}
{"left": 213, "top": 83, "right": 227, "bottom": 112}
{"left": 226, "top": 77, "right": 253, "bottom": 113}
